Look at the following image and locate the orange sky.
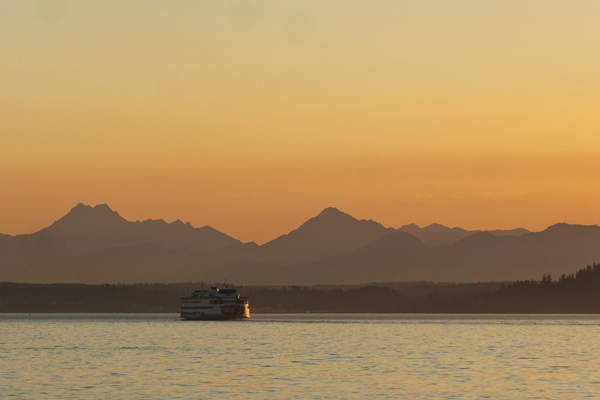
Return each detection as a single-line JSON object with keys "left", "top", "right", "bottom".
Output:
{"left": 1, "top": 1, "right": 600, "bottom": 244}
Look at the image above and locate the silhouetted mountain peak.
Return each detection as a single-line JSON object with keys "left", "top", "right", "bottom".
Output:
{"left": 423, "top": 223, "right": 469, "bottom": 233}
{"left": 542, "top": 223, "right": 600, "bottom": 235}
{"left": 546, "top": 222, "right": 569, "bottom": 231}
{"left": 400, "top": 223, "right": 420, "bottom": 229}
{"left": 294, "top": 208, "right": 356, "bottom": 231}
{"left": 259, "top": 208, "right": 393, "bottom": 264}
{"left": 423, "top": 223, "right": 449, "bottom": 231}
{"left": 28, "top": 204, "right": 242, "bottom": 258}
{"left": 398, "top": 222, "right": 472, "bottom": 246}
{"left": 316, "top": 207, "right": 352, "bottom": 219}
{"left": 92, "top": 203, "right": 113, "bottom": 213}
{"left": 296, "top": 208, "right": 389, "bottom": 234}
{"left": 546, "top": 222, "right": 585, "bottom": 231}
{"left": 50, "top": 203, "right": 127, "bottom": 230}
{"left": 66, "top": 203, "right": 118, "bottom": 216}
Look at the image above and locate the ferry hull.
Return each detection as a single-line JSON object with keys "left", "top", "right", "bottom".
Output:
{"left": 180, "top": 305, "right": 250, "bottom": 321}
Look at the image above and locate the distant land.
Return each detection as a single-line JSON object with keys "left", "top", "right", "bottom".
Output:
{"left": 1, "top": 203, "right": 600, "bottom": 285}
{"left": 2, "top": 264, "right": 600, "bottom": 314}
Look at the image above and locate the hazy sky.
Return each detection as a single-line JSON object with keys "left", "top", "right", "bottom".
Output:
{"left": 2, "top": 0, "right": 600, "bottom": 243}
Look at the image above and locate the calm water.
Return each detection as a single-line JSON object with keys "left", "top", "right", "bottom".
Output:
{"left": 1, "top": 314, "right": 599, "bottom": 399}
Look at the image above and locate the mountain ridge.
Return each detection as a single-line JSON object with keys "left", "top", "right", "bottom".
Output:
{"left": 258, "top": 206, "right": 395, "bottom": 265}
{"left": 3, "top": 203, "right": 242, "bottom": 257}
{"left": 1, "top": 203, "right": 598, "bottom": 285}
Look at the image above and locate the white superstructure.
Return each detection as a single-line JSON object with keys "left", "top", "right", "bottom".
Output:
{"left": 180, "top": 287, "right": 250, "bottom": 320}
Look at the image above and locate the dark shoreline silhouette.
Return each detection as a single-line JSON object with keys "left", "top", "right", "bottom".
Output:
{"left": 2, "top": 264, "right": 599, "bottom": 314}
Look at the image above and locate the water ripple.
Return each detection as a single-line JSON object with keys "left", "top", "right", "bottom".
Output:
{"left": 1, "top": 314, "right": 600, "bottom": 399}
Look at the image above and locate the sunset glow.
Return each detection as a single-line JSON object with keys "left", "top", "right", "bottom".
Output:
{"left": 2, "top": 1, "right": 600, "bottom": 243}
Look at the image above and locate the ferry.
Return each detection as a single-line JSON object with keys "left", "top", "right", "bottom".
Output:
{"left": 180, "top": 286, "right": 250, "bottom": 320}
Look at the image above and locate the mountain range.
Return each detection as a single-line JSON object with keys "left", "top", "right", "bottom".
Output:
{"left": 1, "top": 203, "right": 599, "bottom": 285}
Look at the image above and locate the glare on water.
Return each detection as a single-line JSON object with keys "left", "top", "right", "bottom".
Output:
{"left": 1, "top": 314, "right": 599, "bottom": 399}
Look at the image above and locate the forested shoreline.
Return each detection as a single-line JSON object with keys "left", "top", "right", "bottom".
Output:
{"left": 1, "top": 264, "right": 599, "bottom": 314}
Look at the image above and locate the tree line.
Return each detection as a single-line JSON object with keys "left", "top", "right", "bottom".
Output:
{"left": 1, "top": 264, "right": 599, "bottom": 313}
